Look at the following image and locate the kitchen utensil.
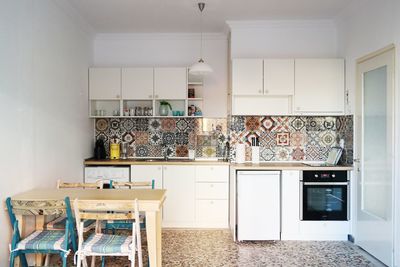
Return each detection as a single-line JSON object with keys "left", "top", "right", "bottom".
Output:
{"left": 110, "top": 143, "right": 120, "bottom": 159}
{"left": 120, "top": 142, "right": 129, "bottom": 159}
{"left": 94, "top": 139, "right": 106, "bottom": 159}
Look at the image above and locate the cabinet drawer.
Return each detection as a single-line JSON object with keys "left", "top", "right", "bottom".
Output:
{"left": 195, "top": 166, "right": 229, "bottom": 182}
{"left": 196, "top": 200, "right": 228, "bottom": 224}
{"left": 196, "top": 183, "right": 228, "bottom": 199}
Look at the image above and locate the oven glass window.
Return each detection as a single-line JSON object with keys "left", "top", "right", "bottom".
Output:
{"left": 303, "top": 185, "right": 348, "bottom": 220}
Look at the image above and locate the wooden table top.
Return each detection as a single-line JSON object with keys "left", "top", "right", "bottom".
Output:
{"left": 12, "top": 188, "right": 166, "bottom": 202}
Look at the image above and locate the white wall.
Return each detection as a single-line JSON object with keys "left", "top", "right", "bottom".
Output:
{"left": 228, "top": 20, "right": 338, "bottom": 58}
{"left": 336, "top": 0, "right": 400, "bottom": 265}
{"left": 93, "top": 33, "right": 228, "bottom": 117}
{"left": 0, "top": 0, "right": 93, "bottom": 263}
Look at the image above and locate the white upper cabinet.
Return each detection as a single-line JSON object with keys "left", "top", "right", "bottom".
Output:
{"left": 232, "top": 59, "right": 263, "bottom": 95}
{"left": 264, "top": 59, "right": 294, "bottom": 95}
{"left": 294, "top": 59, "right": 345, "bottom": 114}
{"left": 122, "top": 68, "right": 154, "bottom": 100}
{"left": 154, "top": 67, "right": 187, "bottom": 99}
{"left": 89, "top": 68, "right": 121, "bottom": 100}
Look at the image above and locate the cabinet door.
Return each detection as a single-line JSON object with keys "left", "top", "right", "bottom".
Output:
{"left": 162, "top": 165, "right": 195, "bottom": 227}
{"left": 130, "top": 165, "right": 162, "bottom": 189}
{"left": 281, "top": 170, "right": 301, "bottom": 239}
{"left": 89, "top": 68, "right": 121, "bottom": 100}
{"left": 294, "top": 59, "right": 345, "bottom": 113}
{"left": 232, "top": 59, "right": 263, "bottom": 96}
{"left": 154, "top": 68, "right": 187, "bottom": 99}
{"left": 122, "top": 68, "right": 154, "bottom": 100}
{"left": 264, "top": 59, "right": 294, "bottom": 95}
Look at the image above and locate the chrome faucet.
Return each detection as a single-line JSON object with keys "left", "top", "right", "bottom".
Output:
{"left": 161, "top": 142, "right": 169, "bottom": 161}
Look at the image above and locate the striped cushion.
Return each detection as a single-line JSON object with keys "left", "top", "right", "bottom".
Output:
{"left": 82, "top": 233, "right": 133, "bottom": 254}
{"left": 46, "top": 216, "right": 95, "bottom": 231}
{"left": 16, "top": 230, "right": 66, "bottom": 251}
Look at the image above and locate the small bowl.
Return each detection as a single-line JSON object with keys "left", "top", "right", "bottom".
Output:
{"left": 178, "top": 111, "right": 185, "bottom": 116}
{"left": 172, "top": 111, "right": 179, "bottom": 116}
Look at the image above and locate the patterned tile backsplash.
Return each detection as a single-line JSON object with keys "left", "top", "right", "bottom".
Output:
{"left": 95, "top": 118, "right": 228, "bottom": 158}
{"left": 94, "top": 115, "right": 353, "bottom": 163}
{"left": 229, "top": 116, "right": 353, "bottom": 164}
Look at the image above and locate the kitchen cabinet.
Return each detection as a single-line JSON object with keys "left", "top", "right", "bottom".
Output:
{"left": 232, "top": 59, "right": 263, "bottom": 95}
{"left": 122, "top": 68, "right": 154, "bottom": 100}
{"left": 89, "top": 68, "right": 121, "bottom": 100}
{"left": 294, "top": 59, "right": 345, "bottom": 114}
{"left": 130, "top": 165, "right": 162, "bottom": 189}
{"left": 162, "top": 165, "right": 196, "bottom": 227}
{"left": 264, "top": 59, "right": 294, "bottom": 95}
{"left": 232, "top": 96, "right": 292, "bottom": 115}
{"left": 281, "top": 170, "right": 301, "bottom": 240}
{"left": 154, "top": 67, "right": 187, "bottom": 99}
{"left": 195, "top": 166, "right": 229, "bottom": 228}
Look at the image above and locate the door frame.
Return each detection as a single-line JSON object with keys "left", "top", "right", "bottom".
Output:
{"left": 355, "top": 44, "right": 397, "bottom": 266}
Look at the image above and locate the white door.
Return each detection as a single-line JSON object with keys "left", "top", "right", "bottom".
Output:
{"left": 122, "top": 68, "right": 154, "bottom": 100}
{"left": 154, "top": 68, "right": 187, "bottom": 99}
{"left": 355, "top": 46, "right": 395, "bottom": 266}
{"left": 294, "top": 59, "right": 345, "bottom": 114}
{"left": 232, "top": 58, "right": 263, "bottom": 96}
{"left": 162, "top": 165, "right": 195, "bottom": 227}
{"left": 130, "top": 165, "right": 162, "bottom": 189}
{"left": 89, "top": 68, "right": 121, "bottom": 100}
{"left": 264, "top": 59, "right": 294, "bottom": 95}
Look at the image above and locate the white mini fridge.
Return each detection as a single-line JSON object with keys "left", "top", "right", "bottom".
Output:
{"left": 237, "top": 171, "right": 281, "bottom": 241}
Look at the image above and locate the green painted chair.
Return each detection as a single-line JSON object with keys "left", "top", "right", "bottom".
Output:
{"left": 6, "top": 197, "right": 74, "bottom": 267}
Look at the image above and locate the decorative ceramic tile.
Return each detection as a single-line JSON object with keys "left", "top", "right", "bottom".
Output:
{"left": 135, "top": 132, "right": 149, "bottom": 145}
{"left": 164, "top": 146, "right": 176, "bottom": 157}
{"left": 290, "top": 117, "right": 306, "bottom": 131}
{"left": 121, "top": 119, "right": 134, "bottom": 132}
{"left": 276, "top": 132, "right": 290, "bottom": 146}
{"left": 162, "top": 132, "right": 175, "bottom": 145}
{"left": 245, "top": 131, "right": 260, "bottom": 146}
{"left": 290, "top": 132, "right": 307, "bottom": 147}
{"left": 148, "top": 145, "right": 162, "bottom": 157}
{"left": 96, "top": 118, "right": 109, "bottom": 132}
{"left": 149, "top": 119, "right": 161, "bottom": 131}
{"left": 197, "top": 135, "right": 211, "bottom": 146}
{"left": 261, "top": 116, "right": 275, "bottom": 132}
{"left": 245, "top": 117, "right": 261, "bottom": 131}
{"left": 161, "top": 118, "right": 176, "bottom": 132}
{"left": 149, "top": 132, "right": 162, "bottom": 145}
{"left": 292, "top": 147, "right": 305, "bottom": 161}
{"left": 175, "top": 132, "right": 189, "bottom": 145}
{"left": 306, "top": 117, "right": 324, "bottom": 131}
{"left": 260, "top": 147, "right": 275, "bottom": 161}
{"left": 275, "top": 147, "right": 291, "bottom": 161}
{"left": 121, "top": 132, "right": 135, "bottom": 145}
{"left": 274, "top": 117, "right": 291, "bottom": 132}
{"left": 259, "top": 131, "right": 276, "bottom": 148}
{"left": 176, "top": 118, "right": 189, "bottom": 132}
{"left": 135, "top": 145, "right": 149, "bottom": 157}
{"left": 176, "top": 145, "right": 189, "bottom": 157}
{"left": 109, "top": 118, "right": 121, "bottom": 130}
{"left": 231, "top": 116, "right": 245, "bottom": 132}
{"left": 133, "top": 118, "right": 149, "bottom": 131}
{"left": 319, "top": 131, "right": 336, "bottom": 146}
{"left": 202, "top": 146, "right": 216, "bottom": 157}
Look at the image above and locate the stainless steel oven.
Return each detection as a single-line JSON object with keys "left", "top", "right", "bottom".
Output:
{"left": 300, "top": 170, "right": 349, "bottom": 221}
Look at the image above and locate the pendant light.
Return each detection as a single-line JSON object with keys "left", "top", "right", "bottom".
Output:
{"left": 189, "top": 2, "right": 213, "bottom": 76}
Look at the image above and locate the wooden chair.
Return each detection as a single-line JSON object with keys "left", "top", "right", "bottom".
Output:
{"left": 6, "top": 196, "right": 74, "bottom": 267}
{"left": 43, "top": 180, "right": 104, "bottom": 266}
{"left": 74, "top": 198, "right": 143, "bottom": 267}
{"left": 105, "top": 180, "right": 155, "bottom": 234}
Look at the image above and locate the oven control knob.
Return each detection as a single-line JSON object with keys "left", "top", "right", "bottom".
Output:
{"left": 314, "top": 174, "right": 318, "bottom": 178}
{"left": 332, "top": 174, "right": 336, "bottom": 178}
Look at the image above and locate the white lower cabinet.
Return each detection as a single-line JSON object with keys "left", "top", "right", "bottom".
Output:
{"left": 196, "top": 200, "right": 228, "bottom": 228}
{"left": 162, "top": 165, "right": 196, "bottom": 228}
{"left": 130, "top": 165, "right": 162, "bottom": 189}
{"left": 281, "top": 170, "right": 301, "bottom": 239}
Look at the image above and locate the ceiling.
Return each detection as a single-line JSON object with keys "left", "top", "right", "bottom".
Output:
{"left": 69, "top": 0, "right": 356, "bottom": 33}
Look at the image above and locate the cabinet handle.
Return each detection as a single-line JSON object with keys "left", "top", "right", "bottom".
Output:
{"left": 210, "top": 184, "right": 214, "bottom": 188}
{"left": 116, "top": 94, "right": 120, "bottom": 98}
{"left": 155, "top": 95, "right": 159, "bottom": 99}
{"left": 258, "top": 90, "right": 262, "bottom": 93}
{"left": 149, "top": 95, "right": 153, "bottom": 98}
{"left": 210, "top": 201, "right": 214, "bottom": 204}
{"left": 265, "top": 90, "right": 269, "bottom": 94}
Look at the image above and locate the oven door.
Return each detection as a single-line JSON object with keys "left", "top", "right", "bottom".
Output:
{"left": 301, "top": 182, "right": 349, "bottom": 221}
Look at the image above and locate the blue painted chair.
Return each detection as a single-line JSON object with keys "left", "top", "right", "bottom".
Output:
{"left": 6, "top": 197, "right": 74, "bottom": 267}
{"left": 105, "top": 180, "right": 155, "bottom": 233}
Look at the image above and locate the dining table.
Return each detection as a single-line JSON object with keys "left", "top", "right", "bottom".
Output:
{"left": 10, "top": 188, "right": 166, "bottom": 267}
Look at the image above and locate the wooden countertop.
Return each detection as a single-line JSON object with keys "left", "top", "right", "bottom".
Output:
{"left": 231, "top": 162, "right": 353, "bottom": 171}
{"left": 84, "top": 158, "right": 230, "bottom": 166}
{"left": 84, "top": 158, "right": 353, "bottom": 170}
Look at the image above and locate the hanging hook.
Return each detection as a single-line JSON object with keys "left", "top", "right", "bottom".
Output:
{"left": 198, "top": 2, "right": 205, "bottom": 12}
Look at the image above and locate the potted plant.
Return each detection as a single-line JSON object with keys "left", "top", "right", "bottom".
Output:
{"left": 159, "top": 100, "right": 172, "bottom": 116}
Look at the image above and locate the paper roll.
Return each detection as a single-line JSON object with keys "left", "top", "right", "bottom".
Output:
{"left": 252, "top": 146, "right": 260, "bottom": 164}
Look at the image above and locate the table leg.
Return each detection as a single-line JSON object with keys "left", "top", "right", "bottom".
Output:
{"left": 145, "top": 210, "right": 162, "bottom": 267}
{"left": 35, "top": 215, "right": 45, "bottom": 266}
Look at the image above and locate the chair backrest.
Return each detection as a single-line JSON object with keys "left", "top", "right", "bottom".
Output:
{"left": 57, "top": 179, "right": 104, "bottom": 189}
{"left": 111, "top": 180, "right": 155, "bottom": 189}
{"left": 73, "top": 199, "right": 140, "bottom": 231}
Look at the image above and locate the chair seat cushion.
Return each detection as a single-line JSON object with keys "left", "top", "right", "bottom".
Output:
{"left": 46, "top": 216, "right": 95, "bottom": 231}
{"left": 82, "top": 233, "right": 133, "bottom": 254}
{"left": 16, "top": 230, "right": 66, "bottom": 251}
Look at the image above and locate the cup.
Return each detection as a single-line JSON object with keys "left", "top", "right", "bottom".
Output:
{"left": 129, "top": 108, "right": 135, "bottom": 116}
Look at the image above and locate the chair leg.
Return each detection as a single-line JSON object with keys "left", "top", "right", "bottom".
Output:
{"left": 44, "top": 253, "right": 50, "bottom": 266}
{"left": 19, "top": 253, "right": 28, "bottom": 267}
{"left": 77, "top": 253, "right": 82, "bottom": 267}
{"left": 83, "top": 256, "right": 89, "bottom": 267}
{"left": 130, "top": 253, "right": 136, "bottom": 267}
{"left": 91, "top": 255, "right": 96, "bottom": 267}
{"left": 9, "top": 252, "right": 15, "bottom": 267}
{"left": 101, "top": 256, "right": 105, "bottom": 267}
{"left": 62, "top": 253, "right": 67, "bottom": 267}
